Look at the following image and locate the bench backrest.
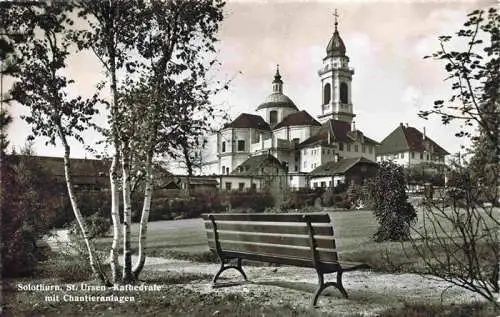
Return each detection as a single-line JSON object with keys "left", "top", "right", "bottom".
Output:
{"left": 202, "top": 213, "right": 338, "bottom": 268}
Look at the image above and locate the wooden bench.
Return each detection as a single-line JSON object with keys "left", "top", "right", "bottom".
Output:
{"left": 202, "top": 213, "right": 369, "bottom": 307}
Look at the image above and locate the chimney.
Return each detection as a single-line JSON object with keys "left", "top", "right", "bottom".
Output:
{"left": 423, "top": 127, "right": 426, "bottom": 140}
{"left": 405, "top": 122, "right": 409, "bottom": 128}
{"left": 352, "top": 120, "right": 356, "bottom": 131}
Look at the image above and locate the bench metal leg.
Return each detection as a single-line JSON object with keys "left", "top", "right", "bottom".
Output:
{"left": 212, "top": 258, "right": 247, "bottom": 286}
{"left": 311, "top": 271, "right": 348, "bottom": 307}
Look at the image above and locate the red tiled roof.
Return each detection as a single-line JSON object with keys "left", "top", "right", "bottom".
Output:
{"left": 223, "top": 113, "right": 270, "bottom": 130}
{"left": 274, "top": 110, "right": 321, "bottom": 129}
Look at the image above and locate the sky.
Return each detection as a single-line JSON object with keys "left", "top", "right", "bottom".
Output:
{"left": 4, "top": 0, "right": 497, "bottom": 161}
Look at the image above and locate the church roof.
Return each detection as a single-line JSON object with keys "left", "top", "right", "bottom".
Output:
{"left": 326, "top": 28, "right": 346, "bottom": 58}
{"left": 298, "top": 120, "right": 379, "bottom": 148}
{"left": 256, "top": 92, "right": 298, "bottom": 111}
{"left": 256, "top": 66, "right": 298, "bottom": 111}
{"left": 310, "top": 157, "right": 377, "bottom": 176}
{"left": 274, "top": 110, "right": 321, "bottom": 129}
{"left": 231, "top": 154, "right": 285, "bottom": 176}
{"left": 223, "top": 113, "right": 270, "bottom": 130}
{"left": 376, "top": 124, "right": 449, "bottom": 156}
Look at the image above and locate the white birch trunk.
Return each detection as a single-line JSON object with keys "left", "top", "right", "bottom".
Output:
{"left": 109, "top": 152, "right": 121, "bottom": 284}
{"left": 59, "top": 130, "right": 109, "bottom": 285}
{"left": 132, "top": 158, "right": 153, "bottom": 277}
{"left": 121, "top": 144, "right": 133, "bottom": 282}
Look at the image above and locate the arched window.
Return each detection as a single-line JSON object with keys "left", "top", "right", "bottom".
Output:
{"left": 323, "top": 83, "right": 331, "bottom": 104}
{"left": 221, "top": 141, "right": 226, "bottom": 152}
{"left": 340, "top": 82, "right": 348, "bottom": 104}
{"left": 270, "top": 110, "right": 278, "bottom": 125}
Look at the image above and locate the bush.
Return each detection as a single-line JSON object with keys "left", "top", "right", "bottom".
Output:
{"left": 69, "top": 214, "right": 111, "bottom": 239}
{"left": 369, "top": 161, "right": 417, "bottom": 242}
{"left": 1, "top": 154, "right": 62, "bottom": 277}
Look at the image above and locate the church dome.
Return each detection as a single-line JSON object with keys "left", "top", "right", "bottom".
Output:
{"left": 256, "top": 65, "right": 299, "bottom": 111}
{"left": 326, "top": 29, "right": 346, "bottom": 58}
{"left": 256, "top": 92, "right": 298, "bottom": 111}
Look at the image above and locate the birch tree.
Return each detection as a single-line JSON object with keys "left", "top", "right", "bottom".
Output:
{"left": 74, "top": 1, "right": 139, "bottom": 284}
{"left": 119, "top": 0, "right": 226, "bottom": 279}
{"left": 6, "top": 3, "right": 109, "bottom": 284}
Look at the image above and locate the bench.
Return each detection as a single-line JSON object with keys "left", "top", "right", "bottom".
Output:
{"left": 202, "top": 213, "right": 369, "bottom": 307}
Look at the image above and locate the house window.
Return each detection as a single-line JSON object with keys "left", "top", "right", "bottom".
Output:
{"left": 303, "top": 161, "right": 307, "bottom": 168}
{"left": 222, "top": 165, "right": 225, "bottom": 174}
{"left": 304, "top": 149, "right": 307, "bottom": 155}
{"left": 321, "top": 181, "right": 326, "bottom": 188}
{"left": 270, "top": 110, "right": 278, "bottom": 125}
{"left": 329, "top": 181, "right": 332, "bottom": 187}
{"left": 354, "top": 144, "right": 359, "bottom": 152}
{"left": 369, "top": 146, "right": 373, "bottom": 154}
{"left": 226, "top": 167, "right": 230, "bottom": 175}
{"left": 238, "top": 183, "right": 245, "bottom": 191}
{"left": 225, "top": 182, "right": 232, "bottom": 190}
{"left": 411, "top": 152, "right": 415, "bottom": 159}
{"left": 347, "top": 143, "right": 351, "bottom": 151}
{"left": 400, "top": 153, "right": 404, "bottom": 158}
{"left": 420, "top": 153, "right": 423, "bottom": 159}
{"left": 339, "top": 143, "right": 344, "bottom": 151}
{"left": 251, "top": 183, "right": 257, "bottom": 190}
{"left": 294, "top": 166, "right": 298, "bottom": 172}
{"left": 362, "top": 145, "right": 366, "bottom": 153}
{"left": 237, "top": 140, "right": 245, "bottom": 151}
{"left": 221, "top": 141, "right": 226, "bottom": 152}
{"left": 313, "top": 182, "right": 318, "bottom": 188}
{"left": 426, "top": 153, "right": 430, "bottom": 160}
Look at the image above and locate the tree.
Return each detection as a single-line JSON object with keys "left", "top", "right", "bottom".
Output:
{"left": 74, "top": 0, "right": 139, "bottom": 284}
{"left": 6, "top": 3, "right": 108, "bottom": 284}
{"left": 414, "top": 7, "right": 499, "bottom": 306}
{"left": 369, "top": 161, "right": 417, "bottom": 242}
{"left": 122, "top": 0, "right": 226, "bottom": 280}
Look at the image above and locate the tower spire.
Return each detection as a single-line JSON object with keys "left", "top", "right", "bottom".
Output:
{"left": 272, "top": 64, "right": 283, "bottom": 93}
{"left": 333, "top": 8, "right": 339, "bottom": 31}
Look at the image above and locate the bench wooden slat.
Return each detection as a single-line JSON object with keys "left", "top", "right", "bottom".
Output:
{"left": 201, "top": 213, "right": 331, "bottom": 223}
{"left": 219, "top": 251, "right": 342, "bottom": 271}
{"left": 208, "top": 240, "right": 338, "bottom": 263}
{"left": 206, "top": 231, "right": 336, "bottom": 249}
{"left": 204, "top": 222, "right": 333, "bottom": 236}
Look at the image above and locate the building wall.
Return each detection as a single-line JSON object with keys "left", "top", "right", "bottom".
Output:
{"left": 309, "top": 175, "right": 345, "bottom": 189}
{"left": 377, "top": 151, "right": 446, "bottom": 167}
{"left": 338, "top": 141, "right": 376, "bottom": 161}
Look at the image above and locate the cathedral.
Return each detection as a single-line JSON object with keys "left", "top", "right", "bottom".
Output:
{"left": 201, "top": 16, "right": 380, "bottom": 190}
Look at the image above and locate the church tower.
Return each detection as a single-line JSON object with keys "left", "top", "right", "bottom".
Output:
{"left": 317, "top": 10, "right": 355, "bottom": 124}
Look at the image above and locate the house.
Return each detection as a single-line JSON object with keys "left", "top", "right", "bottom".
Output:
{"left": 201, "top": 15, "right": 379, "bottom": 191}
{"left": 308, "top": 156, "right": 378, "bottom": 189}
{"left": 376, "top": 123, "right": 449, "bottom": 168}
{"left": 19, "top": 155, "right": 110, "bottom": 191}
{"left": 219, "top": 154, "right": 287, "bottom": 191}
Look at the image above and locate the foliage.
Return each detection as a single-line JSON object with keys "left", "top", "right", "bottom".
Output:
{"left": 69, "top": 214, "right": 111, "bottom": 240}
{"left": 369, "top": 161, "right": 417, "bottom": 242}
{"left": 0, "top": 108, "right": 12, "bottom": 155}
{"left": 405, "top": 163, "right": 446, "bottom": 186}
{"left": 1, "top": 151, "right": 62, "bottom": 277}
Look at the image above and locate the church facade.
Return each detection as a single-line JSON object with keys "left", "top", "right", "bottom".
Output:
{"left": 201, "top": 18, "right": 379, "bottom": 190}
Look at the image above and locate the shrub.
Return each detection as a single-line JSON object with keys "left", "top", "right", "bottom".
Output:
{"left": 369, "top": 161, "right": 417, "bottom": 242}
{"left": 1, "top": 154, "right": 61, "bottom": 277}
{"left": 68, "top": 214, "right": 111, "bottom": 239}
